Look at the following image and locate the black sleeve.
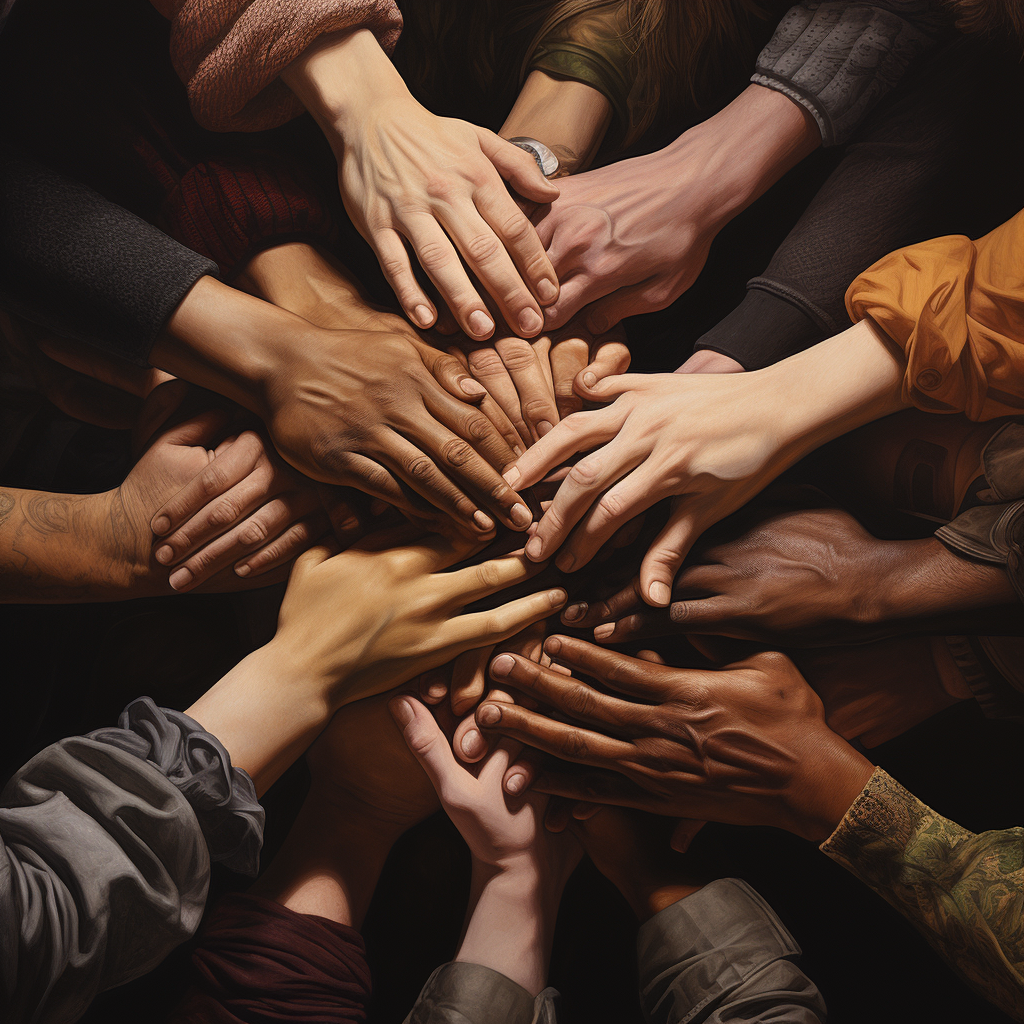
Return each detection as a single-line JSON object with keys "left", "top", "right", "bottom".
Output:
{"left": 0, "top": 150, "right": 218, "bottom": 366}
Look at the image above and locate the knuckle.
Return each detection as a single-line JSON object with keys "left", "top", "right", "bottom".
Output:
{"left": 208, "top": 497, "right": 243, "bottom": 528}
{"left": 440, "top": 438, "right": 475, "bottom": 468}
{"left": 567, "top": 457, "right": 602, "bottom": 487}
{"left": 462, "top": 412, "right": 493, "bottom": 444}
{"left": 562, "top": 730, "right": 590, "bottom": 760}
{"left": 239, "top": 517, "right": 270, "bottom": 547}
{"left": 424, "top": 176, "right": 457, "bottom": 202}
{"left": 594, "top": 491, "right": 627, "bottom": 522}
{"left": 464, "top": 232, "right": 502, "bottom": 265}
{"left": 417, "top": 239, "right": 453, "bottom": 272}
{"left": 563, "top": 684, "right": 595, "bottom": 719}
{"left": 475, "top": 560, "right": 505, "bottom": 589}
{"left": 405, "top": 455, "right": 437, "bottom": 481}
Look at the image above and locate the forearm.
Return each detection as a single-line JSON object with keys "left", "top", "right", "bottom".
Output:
{"left": 767, "top": 318, "right": 910, "bottom": 468}
{"left": 821, "top": 769, "right": 1024, "bottom": 1021}
{"left": 457, "top": 859, "right": 557, "bottom": 997}
{"left": 185, "top": 642, "right": 343, "bottom": 796}
{"left": 0, "top": 488, "right": 144, "bottom": 603}
{"left": 659, "top": 84, "right": 819, "bottom": 237}
{"left": 500, "top": 71, "right": 612, "bottom": 176}
{"left": 250, "top": 796, "right": 399, "bottom": 929}
{"left": 281, "top": 28, "right": 407, "bottom": 146}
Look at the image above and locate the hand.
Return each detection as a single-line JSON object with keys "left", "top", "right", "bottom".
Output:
{"left": 450, "top": 322, "right": 630, "bottom": 447}
{"left": 283, "top": 30, "right": 560, "bottom": 340}
{"left": 391, "top": 696, "right": 579, "bottom": 879}
{"left": 537, "top": 86, "right": 820, "bottom": 332}
{"left": 675, "top": 350, "right": 745, "bottom": 374}
{"left": 572, "top": 499, "right": 899, "bottom": 646}
{"left": 272, "top": 532, "right": 568, "bottom": 707}
{"left": 507, "top": 318, "right": 909, "bottom": 606}
{"left": 259, "top": 325, "right": 534, "bottom": 536}
{"left": 476, "top": 637, "right": 874, "bottom": 842}
{"left": 146, "top": 426, "right": 339, "bottom": 592}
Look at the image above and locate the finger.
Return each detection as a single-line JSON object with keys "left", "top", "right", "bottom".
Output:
{"left": 373, "top": 226, "right": 438, "bottom": 330}
{"left": 503, "top": 407, "right": 621, "bottom": 494}
{"left": 465, "top": 345, "right": 532, "bottom": 448}
{"left": 528, "top": 443, "right": 648, "bottom": 569}
{"left": 566, "top": 575, "right": 644, "bottom": 629}
{"left": 235, "top": 511, "right": 331, "bottom": 579}
{"left": 541, "top": 273, "right": 617, "bottom": 333}
{"left": 556, "top": 467, "right": 662, "bottom": 571}
{"left": 442, "top": 587, "right": 567, "bottom": 651}
{"left": 329, "top": 449, "right": 447, "bottom": 527}
{"left": 503, "top": 746, "right": 545, "bottom": 795}
{"left": 418, "top": 668, "right": 451, "bottom": 705}
{"left": 493, "top": 335, "right": 560, "bottom": 440}
{"left": 666, "top": 595, "right": 744, "bottom": 634}
{"left": 670, "top": 819, "right": 706, "bottom": 853}
{"left": 375, "top": 433, "right": 498, "bottom": 537}
{"left": 479, "top": 129, "right": 561, "bottom": 206}
{"left": 451, "top": 645, "right": 492, "bottom": 718}
{"left": 641, "top": 506, "right": 700, "bottom": 607}
{"left": 444, "top": 553, "right": 550, "bottom": 608}
{"left": 389, "top": 696, "right": 465, "bottom": 799}
{"left": 404, "top": 398, "right": 531, "bottom": 531}
{"left": 403, "top": 216, "right": 495, "bottom": 340}
{"left": 474, "top": 701, "right": 634, "bottom": 768}
{"left": 531, "top": 767, "right": 658, "bottom": 810}
{"left": 572, "top": 372, "right": 648, "bottom": 406}
{"left": 168, "top": 496, "right": 320, "bottom": 590}
{"left": 548, "top": 333, "right": 589, "bottom": 419}
{"left": 540, "top": 635, "right": 664, "bottom": 698}
{"left": 473, "top": 185, "right": 559, "bottom": 325}
{"left": 488, "top": 653, "right": 641, "bottom": 732}
{"left": 576, "top": 335, "right": 631, "bottom": 394}
{"left": 415, "top": 340, "right": 490, "bottom": 403}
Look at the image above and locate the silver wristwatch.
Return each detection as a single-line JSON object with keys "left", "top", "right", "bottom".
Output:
{"left": 507, "top": 137, "right": 560, "bottom": 178}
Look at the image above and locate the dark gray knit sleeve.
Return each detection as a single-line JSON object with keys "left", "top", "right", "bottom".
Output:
{"left": 0, "top": 698, "right": 263, "bottom": 1024}
{"left": 0, "top": 151, "right": 218, "bottom": 365}
{"left": 751, "top": 2, "right": 948, "bottom": 146}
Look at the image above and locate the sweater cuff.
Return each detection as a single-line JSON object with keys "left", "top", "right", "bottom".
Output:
{"left": 88, "top": 698, "right": 264, "bottom": 875}
{"left": 752, "top": 2, "right": 943, "bottom": 146}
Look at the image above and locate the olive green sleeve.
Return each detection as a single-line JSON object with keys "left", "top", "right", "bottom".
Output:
{"left": 820, "top": 767, "right": 1024, "bottom": 1020}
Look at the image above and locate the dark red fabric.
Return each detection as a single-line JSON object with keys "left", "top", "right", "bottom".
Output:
{"left": 157, "top": 154, "right": 337, "bottom": 274}
{"left": 171, "top": 892, "right": 371, "bottom": 1023}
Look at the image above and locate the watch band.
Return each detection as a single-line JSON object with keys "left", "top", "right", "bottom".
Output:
{"left": 507, "top": 137, "right": 560, "bottom": 178}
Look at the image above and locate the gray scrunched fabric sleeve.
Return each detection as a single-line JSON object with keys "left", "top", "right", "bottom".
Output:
{"left": 0, "top": 698, "right": 264, "bottom": 1024}
{"left": 751, "top": 2, "right": 949, "bottom": 146}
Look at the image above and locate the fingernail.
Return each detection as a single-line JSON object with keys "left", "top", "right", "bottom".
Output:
{"left": 562, "top": 603, "right": 585, "bottom": 622}
{"left": 547, "top": 588, "right": 567, "bottom": 607}
{"left": 370, "top": 499, "right": 389, "bottom": 516}
{"left": 538, "top": 279, "right": 558, "bottom": 304}
{"left": 168, "top": 567, "right": 193, "bottom": 592}
{"left": 583, "top": 372, "right": 597, "bottom": 389}
{"left": 556, "top": 552, "right": 576, "bottom": 572}
{"left": 155, "top": 545, "right": 174, "bottom": 565}
{"left": 518, "top": 308, "right": 543, "bottom": 335}
{"left": 428, "top": 683, "right": 448, "bottom": 699}
{"left": 544, "top": 636, "right": 562, "bottom": 655}
{"left": 389, "top": 697, "right": 414, "bottom": 726}
{"left": 477, "top": 703, "right": 501, "bottom": 726}
{"left": 504, "top": 467, "right": 523, "bottom": 489}
{"left": 460, "top": 377, "right": 487, "bottom": 398}
{"left": 649, "top": 582, "right": 672, "bottom": 607}
{"left": 525, "top": 536, "right": 544, "bottom": 560}
{"left": 510, "top": 502, "right": 532, "bottom": 528}
{"left": 235, "top": 564, "right": 251, "bottom": 577}
{"left": 152, "top": 516, "right": 170, "bottom": 536}
{"left": 594, "top": 623, "right": 614, "bottom": 640}
{"left": 490, "top": 654, "right": 515, "bottom": 677}
{"left": 461, "top": 729, "right": 484, "bottom": 757}
{"left": 537, "top": 420, "right": 554, "bottom": 437}
{"left": 413, "top": 304, "right": 434, "bottom": 328}
{"left": 469, "top": 310, "right": 494, "bottom": 337}
{"left": 505, "top": 773, "right": 525, "bottom": 794}
{"left": 513, "top": 444, "right": 524, "bottom": 458}
{"left": 474, "top": 510, "right": 496, "bottom": 531}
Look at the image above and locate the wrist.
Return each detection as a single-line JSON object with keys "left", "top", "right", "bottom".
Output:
{"left": 662, "top": 84, "right": 819, "bottom": 231}
{"left": 785, "top": 736, "right": 874, "bottom": 843}
{"left": 281, "top": 28, "right": 409, "bottom": 142}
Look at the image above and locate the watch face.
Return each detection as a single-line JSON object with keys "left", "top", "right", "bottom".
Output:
{"left": 509, "top": 137, "right": 560, "bottom": 177}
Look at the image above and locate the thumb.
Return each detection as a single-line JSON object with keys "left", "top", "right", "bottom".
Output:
{"left": 390, "top": 696, "right": 462, "bottom": 796}
{"left": 582, "top": 285, "right": 650, "bottom": 336}
{"left": 574, "top": 371, "right": 641, "bottom": 404}
{"left": 575, "top": 333, "right": 631, "bottom": 394}
{"left": 416, "top": 343, "right": 488, "bottom": 402}
{"left": 479, "top": 130, "right": 560, "bottom": 203}
{"left": 640, "top": 505, "right": 698, "bottom": 607}
{"left": 290, "top": 538, "right": 340, "bottom": 578}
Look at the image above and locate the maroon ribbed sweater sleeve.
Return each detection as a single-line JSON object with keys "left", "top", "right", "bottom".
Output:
{"left": 151, "top": 0, "right": 402, "bottom": 132}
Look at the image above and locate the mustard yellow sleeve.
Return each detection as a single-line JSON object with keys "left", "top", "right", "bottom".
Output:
{"left": 845, "top": 210, "right": 1024, "bottom": 421}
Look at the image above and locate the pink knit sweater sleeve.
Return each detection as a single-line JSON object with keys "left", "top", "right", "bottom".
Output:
{"left": 152, "top": 0, "right": 403, "bottom": 132}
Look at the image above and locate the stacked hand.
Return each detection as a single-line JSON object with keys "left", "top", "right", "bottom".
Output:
{"left": 474, "top": 637, "right": 874, "bottom": 843}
